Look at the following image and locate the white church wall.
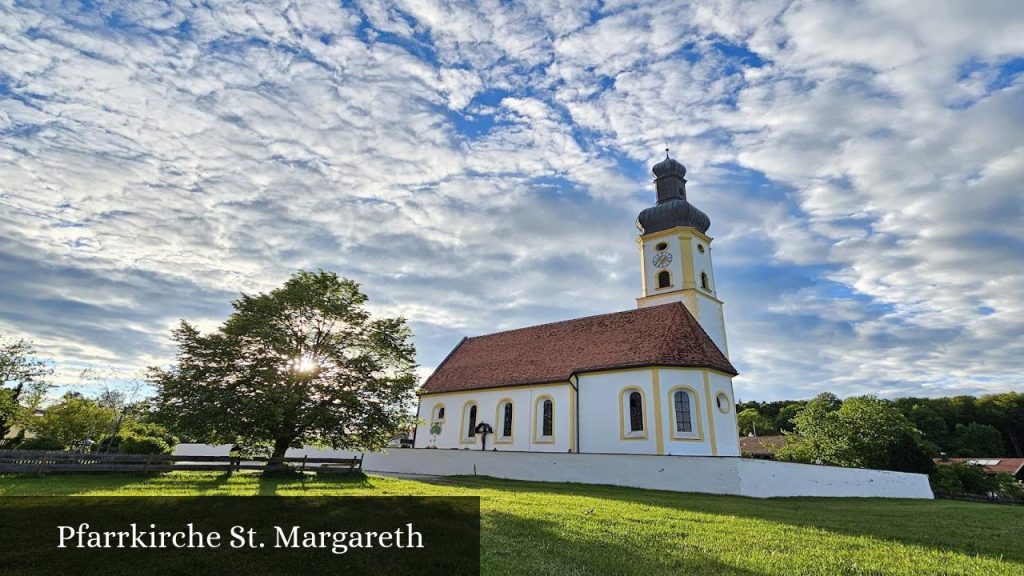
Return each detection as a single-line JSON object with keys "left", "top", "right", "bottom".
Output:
{"left": 657, "top": 368, "right": 714, "bottom": 456}
{"left": 689, "top": 235, "right": 716, "bottom": 297}
{"left": 414, "top": 385, "right": 571, "bottom": 453}
{"left": 577, "top": 369, "right": 658, "bottom": 454}
{"left": 695, "top": 294, "right": 728, "bottom": 356}
{"left": 576, "top": 367, "right": 735, "bottom": 457}
{"left": 706, "top": 371, "right": 741, "bottom": 456}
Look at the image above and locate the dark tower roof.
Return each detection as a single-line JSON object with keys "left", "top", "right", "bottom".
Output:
{"left": 637, "top": 153, "right": 710, "bottom": 234}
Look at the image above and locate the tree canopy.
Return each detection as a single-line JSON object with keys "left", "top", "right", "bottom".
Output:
{"left": 741, "top": 391, "right": 1024, "bottom": 458}
{"left": 148, "top": 270, "right": 417, "bottom": 458}
{"left": 776, "top": 393, "right": 934, "bottom": 473}
{"left": 0, "top": 337, "right": 52, "bottom": 437}
{"left": 737, "top": 408, "right": 776, "bottom": 437}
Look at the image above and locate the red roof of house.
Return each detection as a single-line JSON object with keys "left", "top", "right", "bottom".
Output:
{"left": 739, "top": 435, "right": 786, "bottom": 456}
{"left": 938, "top": 458, "right": 1024, "bottom": 476}
{"left": 420, "top": 302, "right": 736, "bottom": 394}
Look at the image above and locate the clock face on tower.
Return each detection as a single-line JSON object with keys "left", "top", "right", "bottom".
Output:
{"left": 652, "top": 251, "right": 673, "bottom": 268}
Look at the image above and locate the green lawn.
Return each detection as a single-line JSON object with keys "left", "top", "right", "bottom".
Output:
{"left": 1, "top": 472, "right": 1021, "bottom": 576}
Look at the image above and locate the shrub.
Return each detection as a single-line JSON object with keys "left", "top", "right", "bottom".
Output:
{"left": 92, "top": 434, "right": 122, "bottom": 453}
{"left": 995, "top": 474, "right": 1024, "bottom": 501}
{"left": 930, "top": 463, "right": 997, "bottom": 495}
{"left": 119, "top": 435, "right": 171, "bottom": 455}
{"left": 17, "top": 436, "right": 64, "bottom": 451}
{"left": 119, "top": 420, "right": 179, "bottom": 448}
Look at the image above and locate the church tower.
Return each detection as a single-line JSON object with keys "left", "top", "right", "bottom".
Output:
{"left": 636, "top": 153, "right": 729, "bottom": 357}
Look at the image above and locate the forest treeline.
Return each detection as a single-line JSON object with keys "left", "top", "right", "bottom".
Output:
{"left": 737, "top": 392, "right": 1023, "bottom": 458}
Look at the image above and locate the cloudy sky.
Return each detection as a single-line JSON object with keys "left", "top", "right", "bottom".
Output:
{"left": 1, "top": 1, "right": 1021, "bottom": 401}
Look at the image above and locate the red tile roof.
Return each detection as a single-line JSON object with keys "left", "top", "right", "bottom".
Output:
{"left": 938, "top": 458, "right": 1024, "bottom": 476}
{"left": 420, "top": 302, "right": 736, "bottom": 394}
{"left": 739, "top": 435, "right": 786, "bottom": 456}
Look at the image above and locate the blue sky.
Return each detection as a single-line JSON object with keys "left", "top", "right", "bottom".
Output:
{"left": 1, "top": 1, "right": 1022, "bottom": 401}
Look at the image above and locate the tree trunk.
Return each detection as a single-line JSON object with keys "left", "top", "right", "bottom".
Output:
{"left": 270, "top": 437, "right": 292, "bottom": 460}
{"left": 1005, "top": 426, "right": 1022, "bottom": 457}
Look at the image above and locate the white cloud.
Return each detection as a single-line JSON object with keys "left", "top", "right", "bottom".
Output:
{"left": 0, "top": 0, "right": 1021, "bottom": 400}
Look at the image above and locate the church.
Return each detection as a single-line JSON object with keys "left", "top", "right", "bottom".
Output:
{"left": 413, "top": 155, "right": 741, "bottom": 457}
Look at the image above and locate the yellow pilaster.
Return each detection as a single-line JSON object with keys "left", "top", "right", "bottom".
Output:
{"left": 569, "top": 378, "right": 577, "bottom": 453}
{"left": 703, "top": 370, "right": 717, "bottom": 456}
{"left": 652, "top": 368, "right": 665, "bottom": 455}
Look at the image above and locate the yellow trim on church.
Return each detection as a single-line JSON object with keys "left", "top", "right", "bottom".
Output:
{"left": 651, "top": 369, "right": 665, "bottom": 454}
{"left": 639, "top": 225, "right": 713, "bottom": 244}
{"left": 703, "top": 371, "right": 718, "bottom": 456}
{"left": 569, "top": 378, "right": 577, "bottom": 453}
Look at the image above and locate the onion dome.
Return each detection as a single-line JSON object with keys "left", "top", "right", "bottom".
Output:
{"left": 636, "top": 152, "right": 711, "bottom": 235}
{"left": 652, "top": 156, "right": 686, "bottom": 179}
{"left": 637, "top": 200, "right": 710, "bottom": 235}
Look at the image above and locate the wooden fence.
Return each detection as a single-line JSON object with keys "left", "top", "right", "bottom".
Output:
{"left": 0, "top": 450, "right": 363, "bottom": 475}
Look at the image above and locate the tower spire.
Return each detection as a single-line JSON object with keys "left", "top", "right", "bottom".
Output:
{"left": 637, "top": 154, "right": 709, "bottom": 234}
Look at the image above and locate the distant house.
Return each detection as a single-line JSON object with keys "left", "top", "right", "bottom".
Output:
{"left": 936, "top": 458, "right": 1024, "bottom": 481}
{"left": 739, "top": 435, "right": 785, "bottom": 459}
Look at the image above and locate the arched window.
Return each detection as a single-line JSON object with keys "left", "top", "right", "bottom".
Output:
{"left": 658, "top": 270, "right": 671, "bottom": 288}
{"left": 495, "top": 399, "right": 514, "bottom": 443}
{"left": 628, "top": 392, "right": 644, "bottom": 432}
{"left": 535, "top": 396, "right": 554, "bottom": 442}
{"left": 674, "top": 391, "right": 692, "bottom": 433}
{"left": 433, "top": 405, "right": 445, "bottom": 422}
{"left": 468, "top": 405, "right": 477, "bottom": 437}
{"left": 700, "top": 272, "right": 710, "bottom": 291}
{"left": 502, "top": 403, "right": 513, "bottom": 438}
{"left": 620, "top": 387, "right": 647, "bottom": 439}
{"left": 461, "top": 402, "right": 478, "bottom": 443}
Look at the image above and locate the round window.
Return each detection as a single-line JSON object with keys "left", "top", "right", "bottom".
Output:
{"left": 716, "top": 393, "right": 731, "bottom": 413}
{"left": 697, "top": 244, "right": 705, "bottom": 253}
{"left": 655, "top": 242, "right": 668, "bottom": 251}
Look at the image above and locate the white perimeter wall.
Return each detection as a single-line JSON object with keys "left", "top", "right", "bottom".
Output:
{"left": 173, "top": 444, "right": 934, "bottom": 499}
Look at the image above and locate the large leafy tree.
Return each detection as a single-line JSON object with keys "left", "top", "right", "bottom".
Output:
{"left": 0, "top": 337, "right": 52, "bottom": 437}
{"left": 149, "top": 271, "right": 417, "bottom": 459}
{"left": 778, "top": 394, "right": 933, "bottom": 473}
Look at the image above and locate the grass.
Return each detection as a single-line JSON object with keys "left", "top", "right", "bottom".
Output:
{"left": 1, "top": 472, "right": 1022, "bottom": 575}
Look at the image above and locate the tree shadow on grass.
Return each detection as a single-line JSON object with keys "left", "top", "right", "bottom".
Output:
{"left": 483, "top": 509, "right": 765, "bottom": 576}
{"left": 447, "top": 475, "right": 1024, "bottom": 566}
{"left": 255, "top": 470, "right": 374, "bottom": 495}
